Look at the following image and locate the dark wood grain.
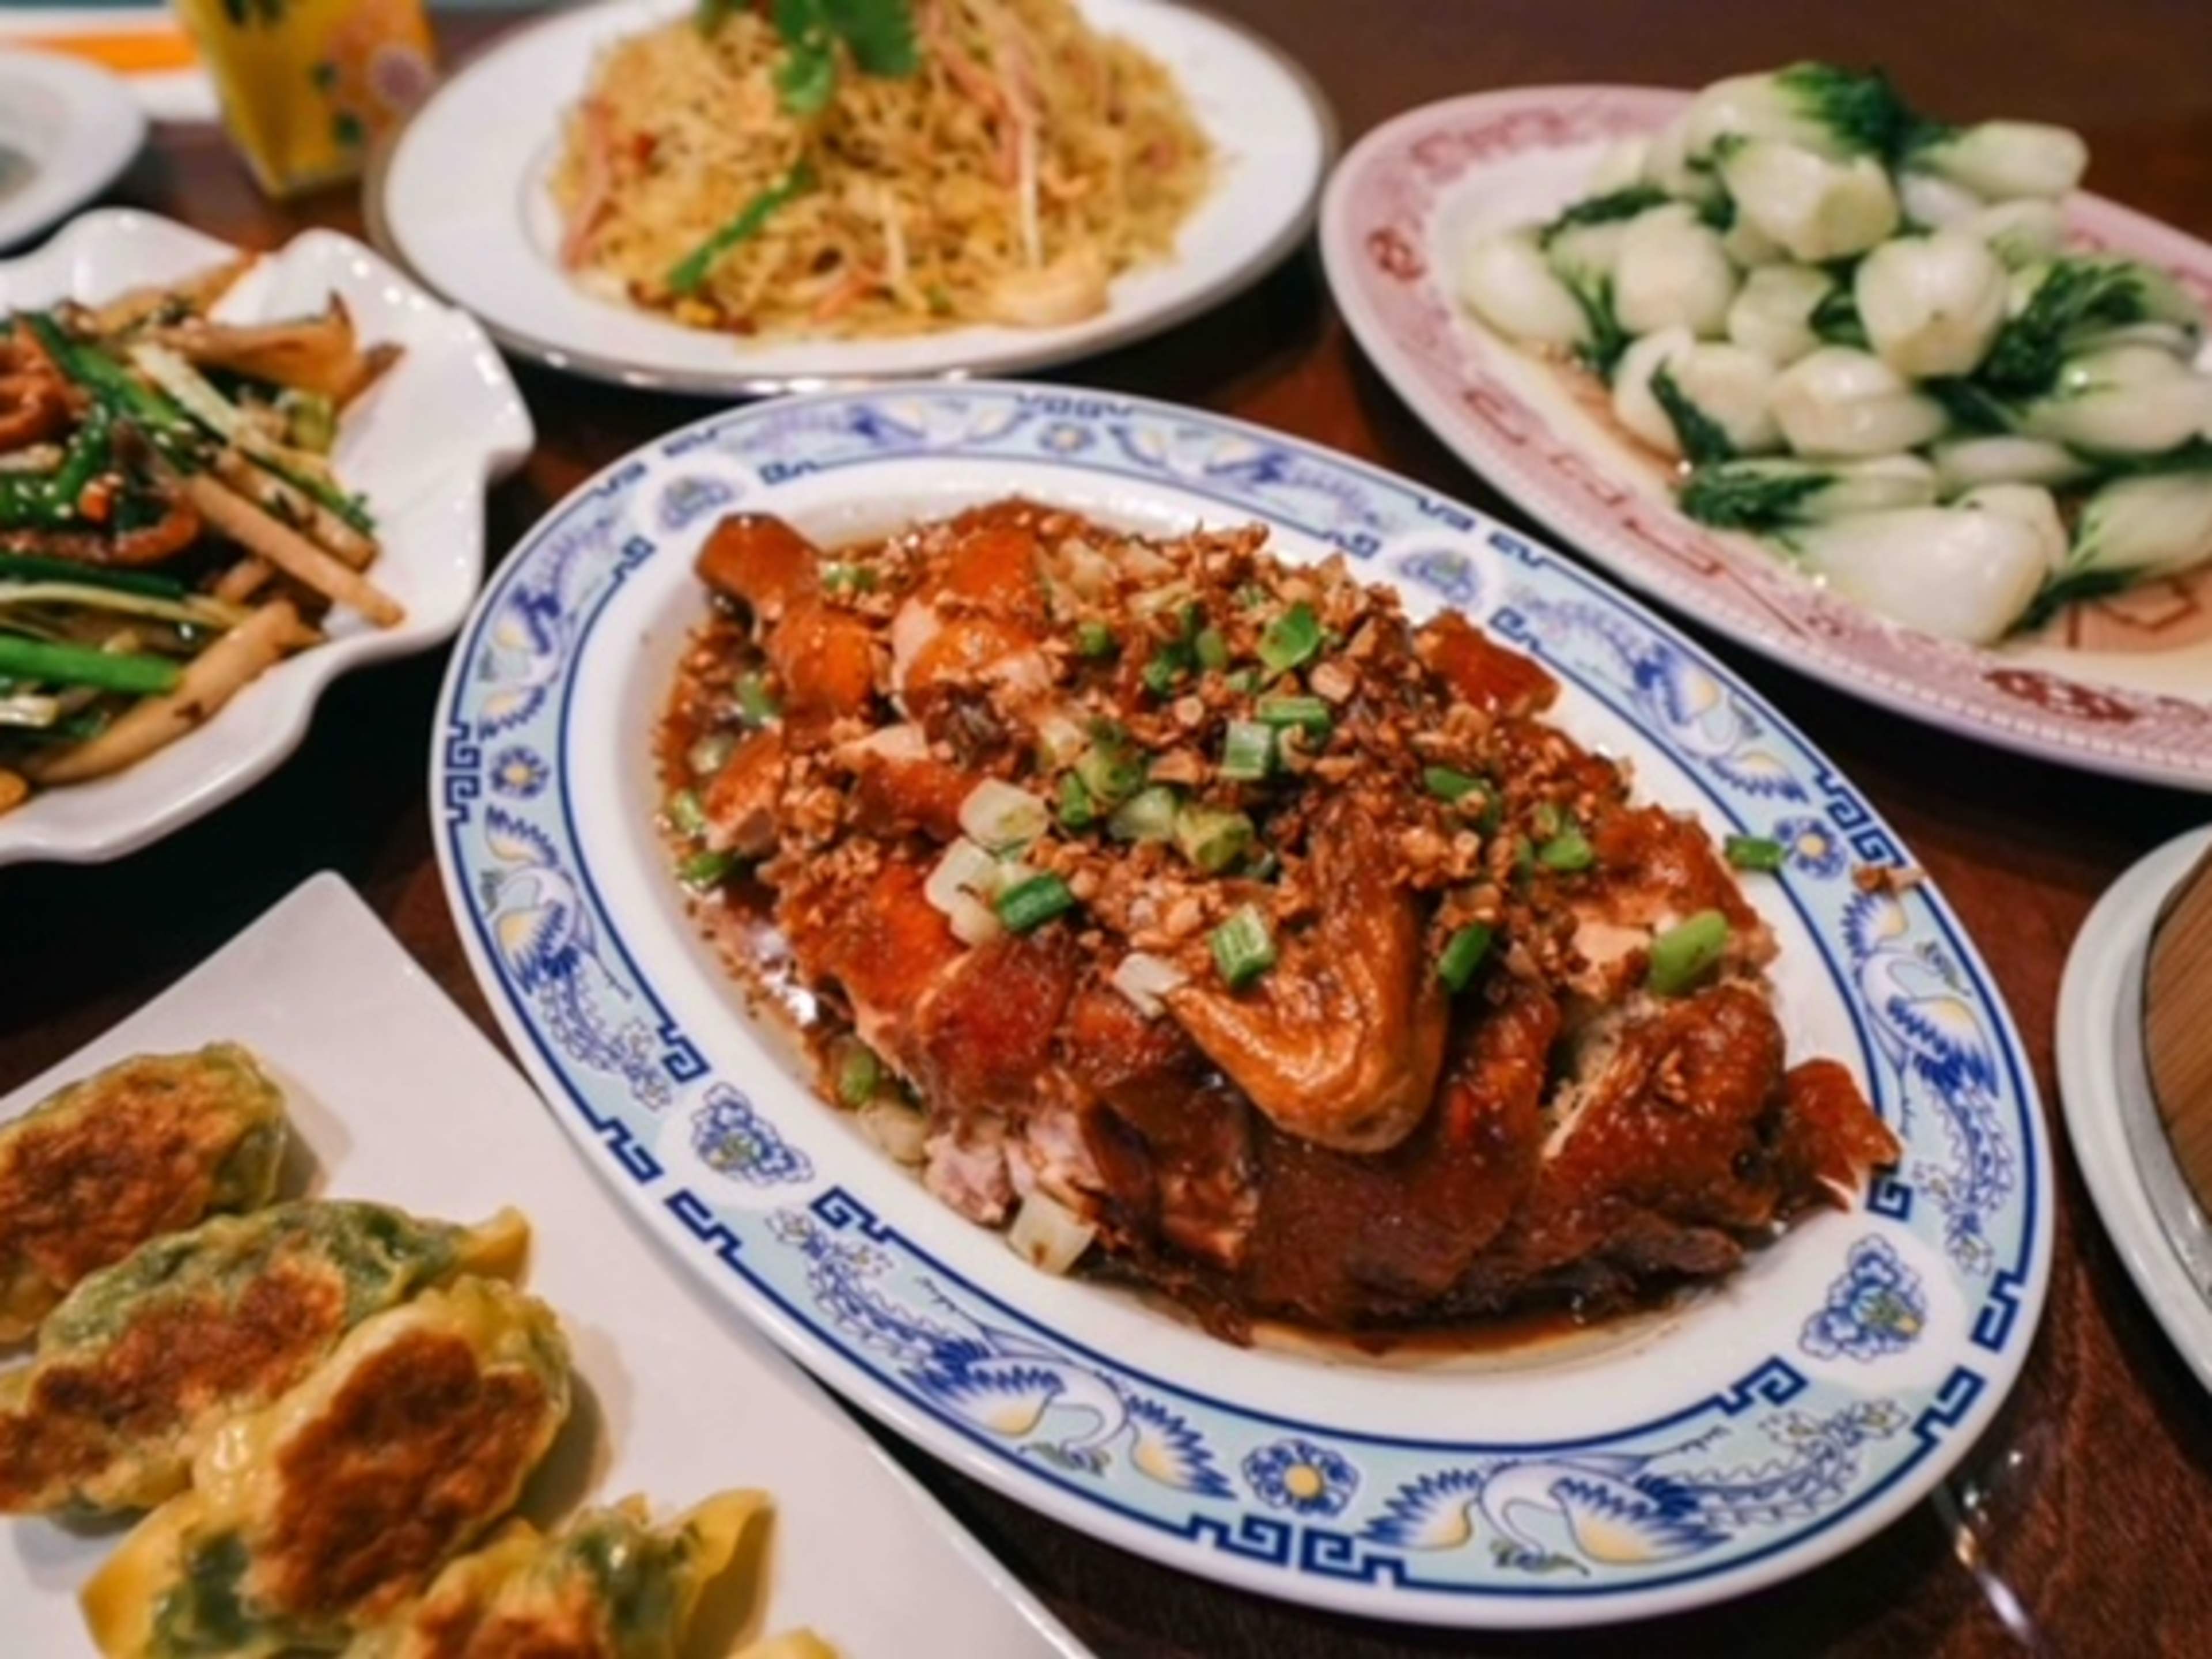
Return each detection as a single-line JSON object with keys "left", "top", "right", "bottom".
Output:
{"left": 6, "top": 5, "right": 2211, "bottom": 1653}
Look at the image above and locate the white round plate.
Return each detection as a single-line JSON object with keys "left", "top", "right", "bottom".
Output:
{"left": 371, "top": 0, "right": 1331, "bottom": 394}
{"left": 0, "top": 210, "right": 532, "bottom": 866}
{"left": 2056, "top": 825, "right": 2212, "bottom": 1392}
{"left": 430, "top": 382, "right": 2052, "bottom": 1627}
{"left": 1320, "top": 86, "right": 2212, "bottom": 790}
{"left": 0, "top": 50, "right": 146, "bottom": 250}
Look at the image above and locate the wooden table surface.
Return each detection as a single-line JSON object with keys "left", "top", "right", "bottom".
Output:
{"left": 8, "top": 3, "right": 2212, "bottom": 1653}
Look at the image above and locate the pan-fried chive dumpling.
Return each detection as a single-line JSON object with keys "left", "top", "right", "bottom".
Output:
{"left": 346, "top": 1490, "right": 770, "bottom": 1659}
{"left": 81, "top": 1276, "right": 571, "bottom": 1659}
{"left": 0, "top": 1044, "right": 286, "bottom": 1342}
{"left": 0, "top": 1200, "right": 529, "bottom": 1515}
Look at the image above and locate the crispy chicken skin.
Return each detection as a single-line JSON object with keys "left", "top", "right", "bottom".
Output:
{"left": 0, "top": 1044, "right": 286, "bottom": 1344}
{"left": 1162, "top": 796, "right": 1448, "bottom": 1153}
{"left": 1415, "top": 608, "right": 1559, "bottom": 715}
{"left": 661, "top": 501, "right": 1901, "bottom": 1337}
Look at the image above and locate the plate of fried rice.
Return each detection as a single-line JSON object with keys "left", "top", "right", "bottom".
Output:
{"left": 369, "top": 0, "right": 1332, "bottom": 393}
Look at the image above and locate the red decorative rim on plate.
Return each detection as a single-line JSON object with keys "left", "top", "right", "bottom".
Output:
{"left": 1321, "top": 85, "right": 2212, "bottom": 790}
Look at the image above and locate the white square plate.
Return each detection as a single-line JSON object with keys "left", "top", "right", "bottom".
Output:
{"left": 0, "top": 871, "right": 1084, "bottom": 1658}
{"left": 0, "top": 210, "right": 533, "bottom": 866}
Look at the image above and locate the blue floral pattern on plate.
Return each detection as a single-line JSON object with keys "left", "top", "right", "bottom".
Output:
{"left": 1772, "top": 815, "right": 1849, "bottom": 880}
{"left": 487, "top": 745, "right": 548, "bottom": 801}
{"left": 692, "top": 1085, "right": 813, "bottom": 1187}
{"left": 431, "top": 384, "right": 2050, "bottom": 1626}
{"left": 1803, "top": 1237, "right": 1928, "bottom": 1362}
{"left": 1246, "top": 1438, "right": 1360, "bottom": 1517}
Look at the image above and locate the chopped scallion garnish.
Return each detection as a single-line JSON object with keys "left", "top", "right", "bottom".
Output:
{"left": 1724, "top": 834, "right": 1787, "bottom": 873}
{"left": 1536, "top": 827, "right": 1594, "bottom": 872}
{"left": 1074, "top": 740, "right": 1145, "bottom": 806}
{"left": 1108, "top": 784, "right": 1180, "bottom": 844}
{"left": 680, "top": 849, "right": 737, "bottom": 890}
{"left": 1649, "top": 910, "right": 1730, "bottom": 995}
{"left": 1438, "top": 923, "right": 1494, "bottom": 992}
{"left": 996, "top": 872, "right": 1077, "bottom": 934}
{"left": 1257, "top": 601, "right": 1323, "bottom": 675}
{"left": 1254, "top": 694, "right": 1331, "bottom": 735}
{"left": 1219, "top": 719, "right": 1275, "bottom": 782}
{"left": 736, "top": 671, "right": 780, "bottom": 726}
{"left": 1510, "top": 835, "right": 1535, "bottom": 879}
{"left": 1193, "top": 625, "right": 1230, "bottom": 672}
{"left": 1141, "top": 649, "right": 1185, "bottom": 696}
{"left": 687, "top": 729, "right": 736, "bottom": 779}
{"left": 1173, "top": 805, "right": 1255, "bottom": 874}
{"left": 1075, "top": 620, "right": 1118, "bottom": 659}
{"left": 1423, "top": 766, "right": 1482, "bottom": 804}
{"left": 1209, "top": 904, "right": 1277, "bottom": 989}
{"left": 1059, "top": 772, "right": 1096, "bottom": 830}
{"left": 835, "top": 1042, "right": 882, "bottom": 1107}
{"left": 666, "top": 788, "right": 707, "bottom": 839}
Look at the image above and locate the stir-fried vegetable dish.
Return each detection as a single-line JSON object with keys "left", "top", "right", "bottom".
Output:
{"left": 0, "top": 258, "right": 400, "bottom": 813}
{"left": 658, "top": 499, "right": 1901, "bottom": 1339}
{"left": 1459, "top": 62, "right": 2212, "bottom": 646}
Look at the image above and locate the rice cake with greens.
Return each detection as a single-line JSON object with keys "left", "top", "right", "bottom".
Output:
{"left": 344, "top": 1491, "right": 772, "bottom": 1659}
{"left": 0, "top": 1043, "right": 287, "bottom": 1343}
{"left": 82, "top": 1276, "right": 571, "bottom": 1659}
{"left": 0, "top": 1200, "right": 528, "bottom": 1516}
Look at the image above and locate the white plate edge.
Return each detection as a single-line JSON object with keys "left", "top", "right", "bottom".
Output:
{"left": 2055, "top": 825, "right": 2212, "bottom": 1392}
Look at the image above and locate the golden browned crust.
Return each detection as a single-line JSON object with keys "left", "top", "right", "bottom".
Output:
{"left": 262, "top": 1332, "right": 553, "bottom": 1625}
{"left": 0, "top": 1046, "right": 281, "bottom": 1338}
{"left": 0, "top": 1261, "right": 343, "bottom": 1511}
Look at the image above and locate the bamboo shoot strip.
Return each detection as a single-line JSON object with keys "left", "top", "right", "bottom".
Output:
{"left": 211, "top": 451, "right": 374, "bottom": 568}
{"left": 182, "top": 476, "right": 403, "bottom": 627}
{"left": 27, "top": 600, "right": 302, "bottom": 782}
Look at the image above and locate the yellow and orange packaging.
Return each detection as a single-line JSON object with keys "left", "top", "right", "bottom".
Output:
{"left": 171, "top": 0, "right": 437, "bottom": 197}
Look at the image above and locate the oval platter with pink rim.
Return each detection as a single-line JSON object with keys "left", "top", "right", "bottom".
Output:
{"left": 430, "top": 381, "right": 2051, "bottom": 1627}
{"left": 1320, "top": 86, "right": 2212, "bottom": 790}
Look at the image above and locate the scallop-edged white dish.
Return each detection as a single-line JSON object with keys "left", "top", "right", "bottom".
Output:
{"left": 0, "top": 52, "right": 145, "bottom": 251}
{"left": 2056, "top": 825, "right": 2212, "bottom": 1393}
{"left": 0, "top": 210, "right": 531, "bottom": 866}
{"left": 1320, "top": 86, "right": 2212, "bottom": 790}
{"left": 368, "top": 0, "right": 1330, "bottom": 395}
{"left": 1, "top": 871, "right": 1086, "bottom": 1658}
{"left": 429, "top": 382, "right": 2052, "bottom": 1627}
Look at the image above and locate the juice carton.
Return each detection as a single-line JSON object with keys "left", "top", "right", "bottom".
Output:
{"left": 172, "top": 0, "right": 437, "bottom": 196}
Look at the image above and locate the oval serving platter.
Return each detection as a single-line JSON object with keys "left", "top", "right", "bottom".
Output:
{"left": 430, "top": 383, "right": 2051, "bottom": 1627}
{"left": 1320, "top": 85, "right": 2212, "bottom": 790}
